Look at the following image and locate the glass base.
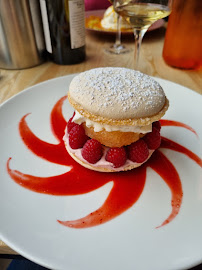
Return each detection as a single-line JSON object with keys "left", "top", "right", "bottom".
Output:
{"left": 104, "top": 44, "right": 132, "bottom": 55}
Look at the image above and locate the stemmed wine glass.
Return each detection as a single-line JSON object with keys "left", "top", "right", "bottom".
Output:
{"left": 113, "top": 0, "right": 172, "bottom": 67}
{"left": 105, "top": 9, "right": 131, "bottom": 54}
{"left": 105, "top": 1, "right": 132, "bottom": 54}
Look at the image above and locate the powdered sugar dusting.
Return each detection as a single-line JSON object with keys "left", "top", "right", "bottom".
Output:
{"left": 69, "top": 67, "right": 166, "bottom": 120}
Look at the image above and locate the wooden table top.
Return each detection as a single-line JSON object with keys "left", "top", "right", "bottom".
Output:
{"left": 0, "top": 24, "right": 201, "bottom": 255}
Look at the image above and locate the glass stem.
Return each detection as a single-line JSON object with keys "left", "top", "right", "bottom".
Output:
{"left": 115, "top": 14, "right": 121, "bottom": 48}
{"left": 133, "top": 28, "right": 147, "bottom": 68}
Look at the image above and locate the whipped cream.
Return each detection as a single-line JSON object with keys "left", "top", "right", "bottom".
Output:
{"left": 63, "top": 127, "right": 154, "bottom": 172}
{"left": 101, "top": 6, "right": 131, "bottom": 30}
{"left": 72, "top": 111, "right": 152, "bottom": 133}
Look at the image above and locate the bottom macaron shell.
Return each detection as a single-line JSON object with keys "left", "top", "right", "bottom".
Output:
{"left": 64, "top": 140, "right": 154, "bottom": 173}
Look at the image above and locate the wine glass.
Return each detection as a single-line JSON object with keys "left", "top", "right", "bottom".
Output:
{"left": 113, "top": 0, "right": 172, "bottom": 67}
{"left": 104, "top": 0, "right": 132, "bottom": 55}
{"left": 105, "top": 7, "right": 132, "bottom": 54}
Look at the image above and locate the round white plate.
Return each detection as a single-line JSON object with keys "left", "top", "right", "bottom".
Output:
{"left": 85, "top": 10, "right": 165, "bottom": 35}
{"left": 0, "top": 75, "right": 202, "bottom": 270}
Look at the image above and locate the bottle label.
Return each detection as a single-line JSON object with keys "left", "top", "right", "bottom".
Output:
{"left": 68, "top": 0, "right": 85, "bottom": 49}
{"left": 39, "top": 0, "right": 52, "bottom": 53}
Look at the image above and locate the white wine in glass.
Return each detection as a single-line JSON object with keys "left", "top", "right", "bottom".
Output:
{"left": 114, "top": 0, "right": 172, "bottom": 67}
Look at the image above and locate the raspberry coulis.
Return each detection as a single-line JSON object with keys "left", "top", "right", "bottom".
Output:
{"left": 7, "top": 96, "right": 202, "bottom": 229}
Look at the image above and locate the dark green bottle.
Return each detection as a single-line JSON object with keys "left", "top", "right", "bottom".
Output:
{"left": 40, "top": 0, "right": 86, "bottom": 65}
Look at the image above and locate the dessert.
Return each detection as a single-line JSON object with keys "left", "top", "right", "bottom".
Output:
{"left": 100, "top": 5, "right": 132, "bottom": 31}
{"left": 63, "top": 67, "right": 169, "bottom": 172}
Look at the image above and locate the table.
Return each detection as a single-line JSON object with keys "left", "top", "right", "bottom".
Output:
{"left": 0, "top": 25, "right": 201, "bottom": 256}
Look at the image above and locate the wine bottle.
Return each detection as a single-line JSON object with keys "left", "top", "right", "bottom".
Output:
{"left": 40, "top": 0, "right": 86, "bottom": 65}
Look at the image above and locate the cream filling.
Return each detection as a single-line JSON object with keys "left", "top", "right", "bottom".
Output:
{"left": 101, "top": 6, "right": 131, "bottom": 30}
{"left": 72, "top": 110, "right": 152, "bottom": 133}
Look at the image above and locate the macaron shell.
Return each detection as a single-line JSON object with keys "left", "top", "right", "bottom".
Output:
{"left": 68, "top": 92, "right": 169, "bottom": 126}
{"left": 66, "top": 144, "right": 154, "bottom": 172}
{"left": 68, "top": 68, "right": 168, "bottom": 122}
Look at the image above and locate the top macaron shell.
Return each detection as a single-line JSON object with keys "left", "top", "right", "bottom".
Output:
{"left": 68, "top": 67, "right": 166, "bottom": 121}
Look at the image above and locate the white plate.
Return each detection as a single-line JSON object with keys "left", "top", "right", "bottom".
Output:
{"left": 85, "top": 10, "right": 165, "bottom": 35}
{"left": 0, "top": 75, "right": 202, "bottom": 270}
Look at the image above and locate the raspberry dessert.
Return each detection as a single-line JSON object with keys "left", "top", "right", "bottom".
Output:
{"left": 63, "top": 67, "right": 169, "bottom": 172}
{"left": 101, "top": 6, "right": 131, "bottom": 31}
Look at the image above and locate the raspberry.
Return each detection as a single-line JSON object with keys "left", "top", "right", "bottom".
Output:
{"left": 105, "top": 147, "right": 127, "bottom": 168}
{"left": 128, "top": 139, "right": 149, "bottom": 163}
{"left": 143, "top": 127, "right": 161, "bottom": 150}
{"left": 82, "top": 139, "right": 103, "bottom": 164}
{"left": 67, "top": 112, "right": 77, "bottom": 133}
{"left": 152, "top": 121, "right": 161, "bottom": 132}
{"left": 69, "top": 125, "right": 88, "bottom": 149}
